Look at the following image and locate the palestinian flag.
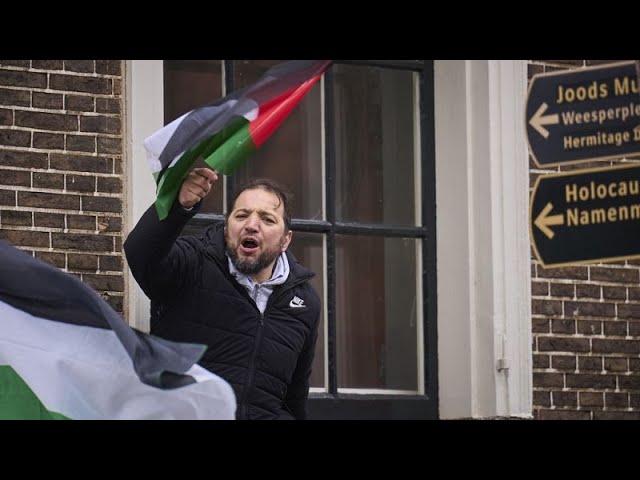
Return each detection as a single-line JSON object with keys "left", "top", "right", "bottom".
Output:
{"left": 0, "top": 241, "right": 236, "bottom": 420}
{"left": 144, "top": 59, "right": 332, "bottom": 220}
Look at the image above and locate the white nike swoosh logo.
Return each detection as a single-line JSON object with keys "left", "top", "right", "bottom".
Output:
{"left": 289, "top": 300, "right": 305, "bottom": 308}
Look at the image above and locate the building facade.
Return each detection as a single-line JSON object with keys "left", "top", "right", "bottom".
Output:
{"left": 0, "top": 59, "right": 637, "bottom": 419}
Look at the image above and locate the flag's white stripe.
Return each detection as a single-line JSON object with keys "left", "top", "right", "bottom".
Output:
{"left": 0, "top": 300, "right": 236, "bottom": 420}
{"left": 143, "top": 111, "right": 190, "bottom": 174}
{"left": 242, "top": 107, "right": 259, "bottom": 122}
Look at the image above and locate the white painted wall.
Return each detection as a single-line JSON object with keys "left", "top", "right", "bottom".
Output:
{"left": 123, "top": 61, "right": 163, "bottom": 332}
{"left": 435, "top": 60, "right": 532, "bottom": 418}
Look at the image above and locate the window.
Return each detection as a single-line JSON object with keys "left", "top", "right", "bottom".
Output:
{"left": 163, "top": 60, "right": 436, "bottom": 419}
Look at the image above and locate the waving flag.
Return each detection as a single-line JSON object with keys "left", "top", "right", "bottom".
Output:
{"left": 0, "top": 241, "right": 236, "bottom": 420}
{"left": 145, "top": 60, "right": 332, "bottom": 220}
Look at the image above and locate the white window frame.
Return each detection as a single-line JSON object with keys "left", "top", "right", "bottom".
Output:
{"left": 434, "top": 60, "right": 532, "bottom": 418}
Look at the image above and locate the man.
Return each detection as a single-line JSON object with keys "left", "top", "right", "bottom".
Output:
{"left": 124, "top": 168, "right": 320, "bottom": 420}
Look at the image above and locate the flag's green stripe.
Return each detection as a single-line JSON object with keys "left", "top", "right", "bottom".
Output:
{"left": 0, "top": 366, "right": 69, "bottom": 420}
{"left": 203, "top": 121, "right": 257, "bottom": 176}
{"left": 155, "top": 116, "right": 249, "bottom": 220}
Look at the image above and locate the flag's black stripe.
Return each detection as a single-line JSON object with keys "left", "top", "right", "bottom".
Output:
{"left": 156, "top": 60, "right": 332, "bottom": 183}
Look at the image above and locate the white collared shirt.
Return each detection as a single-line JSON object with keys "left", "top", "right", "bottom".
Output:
{"left": 227, "top": 252, "right": 290, "bottom": 314}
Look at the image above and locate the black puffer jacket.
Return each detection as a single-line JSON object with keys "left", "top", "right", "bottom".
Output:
{"left": 123, "top": 202, "right": 320, "bottom": 420}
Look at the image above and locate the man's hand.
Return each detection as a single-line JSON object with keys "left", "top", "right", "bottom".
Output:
{"left": 178, "top": 168, "right": 219, "bottom": 209}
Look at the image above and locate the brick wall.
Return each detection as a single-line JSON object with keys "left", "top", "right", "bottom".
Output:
{"left": 529, "top": 60, "right": 640, "bottom": 419}
{"left": 0, "top": 60, "right": 124, "bottom": 315}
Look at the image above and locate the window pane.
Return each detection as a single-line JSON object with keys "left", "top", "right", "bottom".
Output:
{"left": 287, "top": 232, "right": 325, "bottom": 389}
{"left": 332, "top": 65, "right": 418, "bottom": 225}
{"left": 336, "top": 234, "right": 418, "bottom": 390}
{"left": 163, "top": 60, "right": 224, "bottom": 214}
{"left": 232, "top": 60, "right": 323, "bottom": 221}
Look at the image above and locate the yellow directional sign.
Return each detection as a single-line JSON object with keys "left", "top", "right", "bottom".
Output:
{"left": 530, "top": 163, "right": 640, "bottom": 267}
{"left": 526, "top": 61, "right": 640, "bottom": 167}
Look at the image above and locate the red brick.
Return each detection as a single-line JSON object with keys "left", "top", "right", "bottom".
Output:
{"left": 97, "top": 176, "right": 122, "bottom": 193}
{"left": 35, "top": 251, "right": 65, "bottom": 268}
{"left": 603, "top": 286, "right": 626, "bottom": 300}
{"left": 0, "top": 128, "right": 30, "bottom": 147}
{"left": 0, "top": 108, "right": 12, "bottom": 125}
{"left": 533, "top": 299, "right": 563, "bottom": 315}
{"left": 592, "top": 338, "right": 640, "bottom": 354}
{"left": 593, "top": 411, "right": 640, "bottom": 420}
{"left": 578, "top": 356, "right": 602, "bottom": 371}
{"left": 1, "top": 60, "right": 30, "bottom": 68}
{"left": 33, "top": 172, "right": 64, "bottom": 189}
{"left": 97, "top": 137, "right": 121, "bottom": 155}
{"left": 18, "top": 191, "right": 79, "bottom": 210}
{"left": 32, "top": 92, "right": 63, "bottom": 109}
{"left": 532, "top": 281, "right": 548, "bottom": 296}
{"left": 0, "top": 229, "right": 49, "bottom": 247}
{"left": 618, "top": 375, "right": 640, "bottom": 389}
{"left": 1, "top": 210, "right": 31, "bottom": 226}
{"left": 66, "top": 174, "right": 95, "bottom": 193}
{"left": 553, "top": 391, "right": 577, "bottom": 407}
{"left": 50, "top": 153, "right": 112, "bottom": 173}
{"left": 80, "top": 115, "right": 121, "bottom": 135}
{"left": 64, "top": 60, "right": 94, "bottom": 73}
{"left": 65, "top": 94, "right": 95, "bottom": 112}
{"left": 66, "top": 134, "right": 95, "bottom": 152}
{"left": 604, "top": 321, "right": 627, "bottom": 336}
{"left": 97, "top": 216, "right": 121, "bottom": 233}
{"left": 0, "top": 70, "right": 46, "bottom": 88}
{"left": 49, "top": 74, "right": 111, "bottom": 94}
{"left": 538, "top": 336, "right": 590, "bottom": 353}
{"left": 0, "top": 169, "right": 30, "bottom": 186}
{"left": 96, "top": 98, "right": 121, "bottom": 115}
{"left": 15, "top": 110, "right": 78, "bottom": 131}
{"left": 551, "top": 318, "right": 575, "bottom": 334}
{"left": 537, "top": 266, "right": 588, "bottom": 280}
{"left": 538, "top": 410, "right": 591, "bottom": 420}
{"left": 617, "top": 303, "right": 640, "bottom": 319}
{"left": 99, "top": 254, "right": 122, "bottom": 271}
{"left": 532, "top": 318, "right": 550, "bottom": 333}
{"left": 533, "top": 354, "right": 550, "bottom": 368}
{"left": 82, "top": 196, "right": 121, "bottom": 213}
{"left": 576, "top": 284, "right": 600, "bottom": 299}
{"left": 550, "top": 283, "right": 574, "bottom": 298}
{"left": 103, "top": 293, "right": 123, "bottom": 313}
{"left": 605, "top": 392, "right": 629, "bottom": 408}
{"left": 32, "top": 60, "right": 63, "bottom": 70}
{"left": 34, "top": 212, "right": 65, "bottom": 229}
{"left": 533, "top": 372, "right": 564, "bottom": 387}
{"left": 577, "top": 320, "right": 602, "bottom": 335}
{"left": 0, "top": 189, "right": 16, "bottom": 206}
{"left": 566, "top": 373, "right": 616, "bottom": 389}
{"left": 67, "top": 253, "right": 98, "bottom": 270}
{"left": 83, "top": 274, "right": 123, "bottom": 292}
{"left": 33, "top": 132, "right": 64, "bottom": 149}
{"left": 95, "top": 60, "right": 121, "bottom": 76}
{"left": 591, "top": 266, "right": 639, "bottom": 284}
{"left": 564, "top": 301, "right": 615, "bottom": 318}
{"left": 51, "top": 232, "right": 112, "bottom": 251}
{"left": 67, "top": 214, "right": 95, "bottom": 231}
{"left": 579, "top": 392, "right": 603, "bottom": 407}
{"left": 604, "top": 357, "right": 628, "bottom": 372}
{"left": 551, "top": 355, "right": 577, "bottom": 370}
{"left": 0, "top": 88, "right": 30, "bottom": 107}
{"left": 533, "top": 390, "right": 551, "bottom": 407}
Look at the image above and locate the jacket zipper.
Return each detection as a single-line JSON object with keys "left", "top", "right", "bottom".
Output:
{"left": 211, "top": 252, "right": 314, "bottom": 419}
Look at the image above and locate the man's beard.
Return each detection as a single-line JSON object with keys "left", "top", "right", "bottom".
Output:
{"left": 225, "top": 239, "right": 282, "bottom": 276}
